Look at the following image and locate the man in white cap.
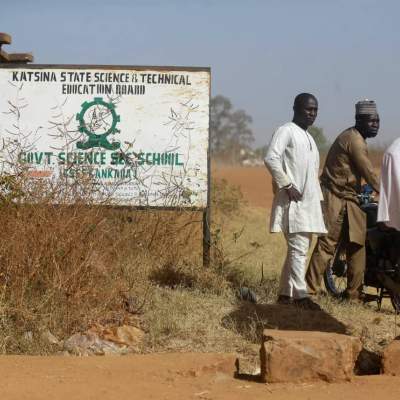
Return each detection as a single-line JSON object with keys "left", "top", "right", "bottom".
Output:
{"left": 306, "top": 100, "right": 380, "bottom": 301}
{"left": 265, "top": 93, "right": 326, "bottom": 310}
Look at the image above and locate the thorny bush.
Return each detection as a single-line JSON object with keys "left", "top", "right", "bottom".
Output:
{"left": 0, "top": 171, "right": 205, "bottom": 353}
{"left": 0, "top": 167, "right": 258, "bottom": 354}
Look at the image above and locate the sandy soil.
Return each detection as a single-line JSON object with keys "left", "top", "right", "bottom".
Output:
{"left": 0, "top": 353, "right": 399, "bottom": 400}
{"left": 213, "top": 165, "right": 273, "bottom": 208}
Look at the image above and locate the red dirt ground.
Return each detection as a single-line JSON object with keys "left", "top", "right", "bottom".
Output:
{"left": 213, "top": 166, "right": 273, "bottom": 208}
{"left": 212, "top": 162, "right": 382, "bottom": 209}
{"left": 0, "top": 353, "right": 399, "bottom": 400}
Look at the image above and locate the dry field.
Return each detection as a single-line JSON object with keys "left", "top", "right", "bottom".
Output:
{"left": 212, "top": 147, "right": 384, "bottom": 209}
{"left": 211, "top": 164, "right": 400, "bottom": 357}
{"left": 1, "top": 162, "right": 400, "bottom": 397}
{"left": 0, "top": 161, "right": 399, "bottom": 398}
{"left": 213, "top": 165, "right": 274, "bottom": 209}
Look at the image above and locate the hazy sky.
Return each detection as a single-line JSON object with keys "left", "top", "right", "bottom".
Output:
{"left": 2, "top": 0, "right": 399, "bottom": 147}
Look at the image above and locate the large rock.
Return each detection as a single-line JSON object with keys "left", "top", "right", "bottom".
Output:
{"left": 382, "top": 338, "right": 400, "bottom": 376}
{"left": 63, "top": 332, "right": 128, "bottom": 356}
{"left": 260, "top": 329, "right": 362, "bottom": 383}
{"left": 102, "top": 325, "right": 145, "bottom": 349}
{"left": 63, "top": 324, "right": 145, "bottom": 356}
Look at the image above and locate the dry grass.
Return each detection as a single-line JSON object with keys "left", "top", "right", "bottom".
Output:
{"left": 0, "top": 166, "right": 398, "bottom": 374}
{"left": 0, "top": 170, "right": 259, "bottom": 355}
{"left": 138, "top": 182, "right": 398, "bottom": 372}
{"left": 207, "top": 198, "right": 399, "bottom": 371}
{"left": 0, "top": 172, "right": 209, "bottom": 353}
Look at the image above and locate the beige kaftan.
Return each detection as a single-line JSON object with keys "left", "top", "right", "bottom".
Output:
{"left": 306, "top": 127, "right": 380, "bottom": 298}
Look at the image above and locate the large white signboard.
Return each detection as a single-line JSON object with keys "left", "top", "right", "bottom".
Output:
{"left": 0, "top": 65, "right": 210, "bottom": 208}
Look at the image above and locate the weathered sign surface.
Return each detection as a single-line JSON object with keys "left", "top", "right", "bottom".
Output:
{"left": 0, "top": 65, "right": 210, "bottom": 207}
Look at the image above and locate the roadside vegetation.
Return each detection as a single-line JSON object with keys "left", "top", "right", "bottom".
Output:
{"left": 0, "top": 165, "right": 398, "bottom": 376}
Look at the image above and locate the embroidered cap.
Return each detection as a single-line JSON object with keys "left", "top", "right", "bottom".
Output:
{"left": 355, "top": 99, "right": 378, "bottom": 116}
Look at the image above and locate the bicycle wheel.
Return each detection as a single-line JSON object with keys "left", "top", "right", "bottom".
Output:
{"left": 324, "top": 250, "right": 348, "bottom": 297}
{"left": 390, "top": 292, "right": 400, "bottom": 314}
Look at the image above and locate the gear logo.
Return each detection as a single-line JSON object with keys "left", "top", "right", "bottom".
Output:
{"left": 76, "top": 97, "right": 121, "bottom": 150}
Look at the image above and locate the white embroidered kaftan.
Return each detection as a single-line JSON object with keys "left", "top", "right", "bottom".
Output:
{"left": 264, "top": 122, "right": 327, "bottom": 234}
{"left": 377, "top": 138, "right": 400, "bottom": 230}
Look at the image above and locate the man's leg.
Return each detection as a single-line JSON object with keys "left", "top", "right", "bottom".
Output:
{"left": 306, "top": 234, "right": 341, "bottom": 295}
{"left": 306, "top": 210, "right": 346, "bottom": 295}
{"left": 306, "top": 189, "right": 346, "bottom": 295}
{"left": 278, "top": 249, "right": 292, "bottom": 298}
{"left": 344, "top": 242, "right": 366, "bottom": 299}
{"left": 284, "top": 231, "right": 312, "bottom": 299}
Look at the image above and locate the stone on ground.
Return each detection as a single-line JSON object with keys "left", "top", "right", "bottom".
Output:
{"left": 260, "top": 329, "right": 362, "bottom": 383}
{"left": 63, "top": 324, "right": 145, "bottom": 356}
{"left": 382, "top": 338, "right": 400, "bottom": 376}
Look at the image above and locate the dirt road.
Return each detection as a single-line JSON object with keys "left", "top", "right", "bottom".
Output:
{"left": 1, "top": 353, "right": 399, "bottom": 400}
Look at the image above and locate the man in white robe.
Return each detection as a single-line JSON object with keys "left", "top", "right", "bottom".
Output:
{"left": 378, "top": 138, "right": 400, "bottom": 230}
{"left": 264, "top": 93, "right": 327, "bottom": 309}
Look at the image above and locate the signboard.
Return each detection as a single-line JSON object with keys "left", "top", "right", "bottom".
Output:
{"left": 0, "top": 65, "right": 210, "bottom": 208}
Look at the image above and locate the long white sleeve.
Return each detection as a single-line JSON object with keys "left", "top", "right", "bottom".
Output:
{"left": 377, "top": 152, "right": 391, "bottom": 223}
{"left": 264, "top": 126, "right": 291, "bottom": 189}
{"left": 377, "top": 138, "right": 400, "bottom": 230}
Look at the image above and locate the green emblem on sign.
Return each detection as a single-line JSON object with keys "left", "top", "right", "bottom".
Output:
{"left": 76, "top": 97, "right": 121, "bottom": 150}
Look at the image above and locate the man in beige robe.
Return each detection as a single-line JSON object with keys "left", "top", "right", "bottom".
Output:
{"left": 306, "top": 100, "right": 380, "bottom": 300}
